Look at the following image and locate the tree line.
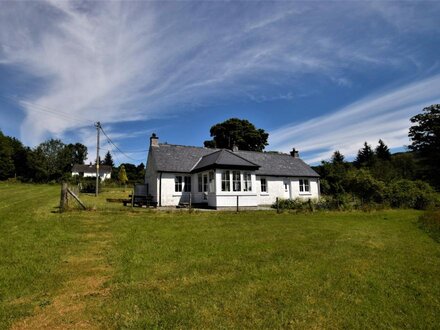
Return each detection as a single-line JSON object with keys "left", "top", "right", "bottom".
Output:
{"left": 0, "top": 133, "right": 145, "bottom": 183}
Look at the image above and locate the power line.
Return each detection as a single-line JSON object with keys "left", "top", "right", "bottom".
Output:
{"left": 0, "top": 95, "right": 94, "bottom": 125}
{"left": 99, "top": 125, "right": 145, "bottom": 162}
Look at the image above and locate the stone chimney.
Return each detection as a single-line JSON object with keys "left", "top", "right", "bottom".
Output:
{"left": 290, "top": 148, "right": 299, "bottom": 158}
{"left": 150, "top": 133, "right": 159, "bottom": 147}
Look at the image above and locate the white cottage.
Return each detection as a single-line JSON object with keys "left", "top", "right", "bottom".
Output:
{"left": 145, "top": 134, "right": 320, "bottom": 208}
{"left": 72, "top": 164, "right": 112, "bottom": 181}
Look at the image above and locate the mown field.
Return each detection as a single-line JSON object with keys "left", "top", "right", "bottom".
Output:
{"left": 0, "top": 183, "right": 439, "bottom": 329}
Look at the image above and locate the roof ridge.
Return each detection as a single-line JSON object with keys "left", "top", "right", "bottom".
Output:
{"left": 225, "top": 149, "right": 260, "bottom": 166}
{"left": 158, "top": 143, "right": 217, "bottom": 150}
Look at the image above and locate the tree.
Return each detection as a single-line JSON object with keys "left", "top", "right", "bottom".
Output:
{"left": 0, "top": 131, "right": 15, "bottom": 180}
{"left": 331, "top": 150, "right": 345, "bottom": 164}
{"left": 102, "top": 151, "right": 114, "bottom": 167}
{"left": 375, "top": 139, "right": 391, "bottom": 161}
{"left": 203, "top": 118, "right": 269, "bottom": 151}
{"left": 118, "top": 165, "right": 128, "bottom": 185}
{"left": 29, "top": 139, "right": 66, "bottom": 181}
{"left": 354, "top": 142, "right": 375, "bottom": 167}
{"left": 69, "top": 143, "right": 88, "bottom": 165}
{"left": 409, "top": 104, "right": 440, "bottom": 188}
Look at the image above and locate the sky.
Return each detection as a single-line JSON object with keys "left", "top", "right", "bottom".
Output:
{"left": 0, "top": 1, "right": 439, "bottom": 165}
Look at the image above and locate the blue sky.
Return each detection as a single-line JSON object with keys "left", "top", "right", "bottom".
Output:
{"left": 1, "top": 1, "right": 440, "bottom": 165}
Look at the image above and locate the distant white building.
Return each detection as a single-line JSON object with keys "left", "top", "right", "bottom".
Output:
{"left": 145, "top": 133, "right": 320, "bottom": 208}
{"left": 72, "top": 164, "right": 112, "bottom": 181}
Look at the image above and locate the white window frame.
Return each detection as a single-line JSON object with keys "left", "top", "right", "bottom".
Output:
{"left": 221, "top": 170, "right": 231, "bottom": 192}
{"left": 243, "top": 172, "right": 252, "bottom": 192}
{"left": 299, "top": 179, "right": 310, "bottom": 193}
{"left": 209, "top": 171, "right": 215, "bottom": 192}
{"left": 232, "top": 170, "right": 241, "bottom": 192}
{"left": 175, "top": 176, "right": 183, "bottom": 192}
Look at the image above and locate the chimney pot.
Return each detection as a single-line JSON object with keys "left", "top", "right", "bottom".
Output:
{"left": 290, "top": 148, "right": 299, "bottom": 158}
{"left": 150, "top": 133, "right": 159, "bottom": 147}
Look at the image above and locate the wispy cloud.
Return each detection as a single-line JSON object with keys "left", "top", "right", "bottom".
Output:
{"left": 269, "top": 75, "right": 440, "bottom": 163}
{"left": 0, "top": 0, "right": 438, "bottom": 152}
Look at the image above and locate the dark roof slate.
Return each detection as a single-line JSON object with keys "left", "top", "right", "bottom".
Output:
{"left": 235, "top": 150, "right": 319, "bottom": 177}
{"left": 191, "top": 149, "right": 260, "bottom": 173}
{"left": 150, "top": 144, "right": 319, "bottom": 177}
{"left": 72, "top": 164, "right": 112, "bottom": 174}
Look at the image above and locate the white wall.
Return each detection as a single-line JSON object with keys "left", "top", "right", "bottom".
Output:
{"left": 147, "top": 165, "right": 320, "bottom": 207}
{"left": 213, "top": 170, "right": 258, "bottom": 207}
{"left": 72, "top": 172, "right": 111, "bottom": 181}
{"left": 255, "top": 176, "right": 320, "bottom": 205}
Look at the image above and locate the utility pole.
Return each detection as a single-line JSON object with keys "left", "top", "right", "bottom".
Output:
{"left": 95, "top": 121, "right": 101, "bottom": 197}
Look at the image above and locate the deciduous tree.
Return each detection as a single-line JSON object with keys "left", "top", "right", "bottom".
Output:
{"left": 203, "top": 118, "right": 269, "bottom": 151}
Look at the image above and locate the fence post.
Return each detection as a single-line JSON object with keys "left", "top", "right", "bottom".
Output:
{"left": 60, "top": 182, "right": 68, "bottom": 213}
{"left": 236, "top": 195, "right": 239, "bottom": 212}
{"left": 189, "top": 193, "right": 192, "bottom": 212}
{"left": 276, "top": 197, "right": 280, "bottom": 214}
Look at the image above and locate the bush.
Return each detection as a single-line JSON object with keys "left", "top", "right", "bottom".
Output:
{"left": 385, "top": 180, "right": 438, "bottom": 210}
{"left": 418, "top": 210, "right": 440, "bottom": 242}
{"left": 79, "top": 177, "right": 102, "bottom": 193}
{"left": 346, "top": 169, "right": 385, "bottom": 203}
{"left": 272, "top": 198, "right": 315, "bottom": 212}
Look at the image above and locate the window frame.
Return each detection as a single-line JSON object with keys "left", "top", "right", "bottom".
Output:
{"left": 299, "top": 179, "right": 310, "bottom": 193}
{"left": 203, "top": 174, "right": 208, "bottom": 192}
{"left": 209, "top": 171, "right": 215, "bottom": 192}
{"left": 221, "top": 170, "right": 231, "bottom": 192}
{"left": 243, "top": 172, "right": 252, "bottom": 192}
{"left": 232, "top": 170, "right": 241, "bottom": 192}
{"left": 175, "top": 176, "right": 183, "bottom": 192}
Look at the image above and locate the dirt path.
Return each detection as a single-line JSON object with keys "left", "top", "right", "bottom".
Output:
{"left": 11, "top": 222, "right": 113, "bottom": 330}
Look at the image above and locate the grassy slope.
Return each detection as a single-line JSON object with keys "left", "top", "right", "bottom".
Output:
{"left": 0, "top": 183, "right": 439, "bottom": 329}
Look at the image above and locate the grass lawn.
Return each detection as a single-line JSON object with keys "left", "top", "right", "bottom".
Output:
{"left": 0, "top": 182, "right": 439, "bottom": 329}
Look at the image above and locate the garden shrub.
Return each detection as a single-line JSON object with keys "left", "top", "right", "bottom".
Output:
{"left": 385, "top": 179, "right": 437, "bottom": 210}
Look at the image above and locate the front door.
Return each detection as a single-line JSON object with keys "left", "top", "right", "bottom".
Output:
{"left": 283, "top": 180, "right": 290, "bottom": 199}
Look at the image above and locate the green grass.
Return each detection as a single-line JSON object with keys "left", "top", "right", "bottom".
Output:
{"left": 0, "top": 182, "right": 439, "bottom": 329}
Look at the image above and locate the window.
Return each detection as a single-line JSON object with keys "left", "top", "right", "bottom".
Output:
{"left": 260, "top": 178, "right": 267, "bottom": 193}
{"left": 243, "top": 172, "right": 252, "bottom": 191}
{"left": 203, "top": 174, "right": 208, "bottom": 192}
{"left": 233, "top": 171, "right": 241, "bottom": 191}
{"left": 184, "top": 176, "right": 191, "bottom": 192}
{"left": 209, "top": 171, "right": 215, "bottom": 192}
{"left": 221, "top": 171, "right": 230, "bottom": 191}
{"left": 198, "top": 174, "right": 203, "bottom": 192}
{"left": 175, "top": 176, "right": 183, "bottom": 192}
{"left": 299, "top": 179, "right": 310, "bottom": 192}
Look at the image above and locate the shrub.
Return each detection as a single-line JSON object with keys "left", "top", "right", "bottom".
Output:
{"left": 346, "top": 169, "right": 385, "bottom": 203}
{"left": 418, "top": 210, "right": 440, "bottom": 242}
{"left": 273, "top": 198, "right": 315, "bottom": 212}
{"left": 385, "top": 180, "right": 437, "bottom": 210}
{"left": 79, "top": 177, "right": 102, "bottom": 193}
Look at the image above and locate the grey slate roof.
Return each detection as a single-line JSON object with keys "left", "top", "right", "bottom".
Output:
{"left": 72, "top": 164, "right": 112, "bottom": 174}
{"left": 191, "top": 149, "right": 260, "bottom": 173}
{"left": 150, "top": 144, "right": 319, "bottom": 177}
